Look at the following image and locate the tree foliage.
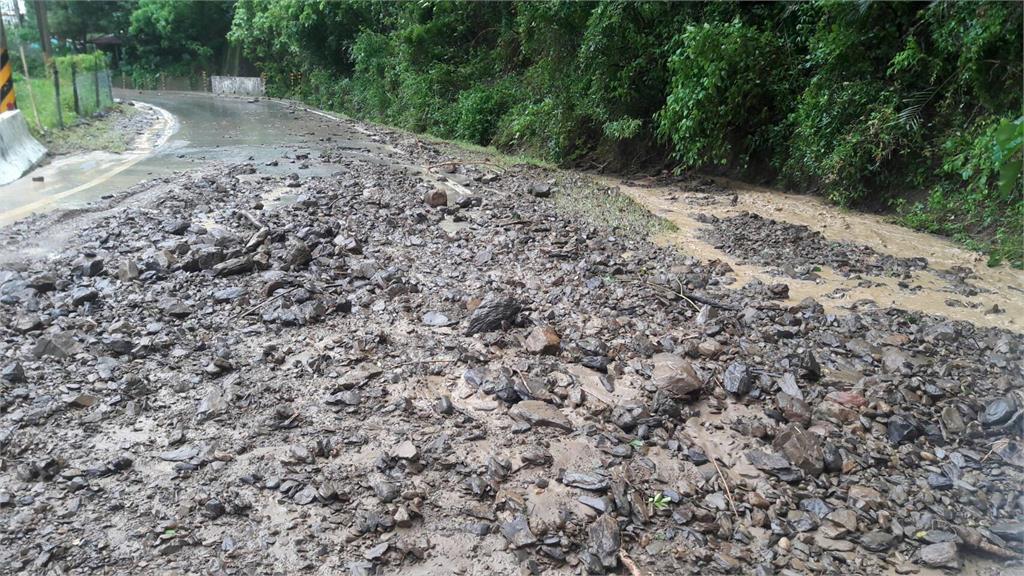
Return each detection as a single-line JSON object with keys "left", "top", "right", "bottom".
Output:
{"left": 235, "top": 1, "right": 1022, "bottom": 265}
{"left": 126, "top": 0, "right": 236, "bottom": 75}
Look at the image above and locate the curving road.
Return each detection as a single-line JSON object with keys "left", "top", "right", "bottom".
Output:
{"left": 0, "top": 90, "right": 370, "bottom": 226}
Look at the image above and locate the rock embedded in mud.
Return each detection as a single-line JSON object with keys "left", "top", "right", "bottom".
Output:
{"left": 886, "top": 414, "right": 921, "bottom": 444}
{"left": 722, "top": 362, "right": 753, "bottom": 395}
{"left": 980, "top": 397, "right": 1015, "bottom": 426}
{"left": 1, "top": 362, "right": 26, "bottom": 383}
{"left": 500, "top": 514, "right": 536, "bottom": 548}
{"left": 525, "top": 325, "right": 561, "bottom": 355}
{"left": 562, "top": 471, "right": 610, "bottom": 492}
{"left": 423, "top": 188, "right": 448, "bottom": 207}
{"left": 32, "top": 332, "right": 80, "bottom": 358}
{"left": 588, "top": 515, "right": 620, "bottom": 569}
{"left": 464, "top": 294, "right": 520, "bottom": 335}
{"left": 919, "top": 542, "right": 959, "bottom": 568}
{"left": 651, "top": 353, "right": 703, "bottom": 397}
{"left": 509, "top": 400, "right": 572, "bottom": 432}
{"left": 772, "top": 424, "right": 823, "bottom": 476}
{"left": 527, "top": 182, "right": 553, "bottom": 198}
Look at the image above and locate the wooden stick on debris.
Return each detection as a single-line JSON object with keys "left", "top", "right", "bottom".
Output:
{"left": 618, "top": 550, "right": 644, "bottom": 576}
{"left": 703, "top": 446, "right": 739, "bottom": 520}
{"left": 232, "top": 286, "right": 300, "bottom": 319}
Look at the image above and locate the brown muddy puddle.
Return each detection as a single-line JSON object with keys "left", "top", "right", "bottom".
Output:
{"left": 600, "top": 175, "right": 1023, "bottom": 332}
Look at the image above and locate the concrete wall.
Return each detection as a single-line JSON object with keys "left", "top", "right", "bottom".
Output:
{"left": 211, "top": 76, "right": 265, "bottom": 97}
{"left": 0, "top": 110, "right": 47, "bottom": 186}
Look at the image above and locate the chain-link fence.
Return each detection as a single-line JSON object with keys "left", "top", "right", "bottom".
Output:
{"left": 11, "top": 50, "right": 116, "bottom": 134}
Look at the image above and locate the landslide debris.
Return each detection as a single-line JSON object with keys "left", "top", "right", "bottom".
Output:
{"left": 0, "top": 121, "right": 1021, "bottom": 576}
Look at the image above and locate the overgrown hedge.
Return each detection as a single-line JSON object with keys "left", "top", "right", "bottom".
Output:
{"left": 230, "top": 0, "right": 1023, "bottom": 265}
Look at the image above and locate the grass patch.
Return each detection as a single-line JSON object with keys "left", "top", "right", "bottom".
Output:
{"left": 553, "top": 177, "right": 677, "bottom": 241}
{"left": 39, "top": 104, "right": 140, "bottom": 155}
{"left": 418, "top": 133, "right": 557, "bottom": 171}
{"left": 13, "top": 70, "right": 114, "bottom": 137}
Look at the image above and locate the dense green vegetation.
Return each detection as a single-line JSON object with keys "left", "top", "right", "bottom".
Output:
{"left": 229, "top": 1, "right": 1023, "bottom": 266}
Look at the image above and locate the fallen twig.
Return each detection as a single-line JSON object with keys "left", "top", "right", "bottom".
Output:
{"left": 703, "top": 446, "right": 739, "bottom": 520}
{"left": 389, "top": 358, "right": 459, "bottom": 369}
{"left": 232, "top": 286, "right": 300, "bottom": 320}
{"left": 427, "top": 160, "right": 506, "bottom": 173}
{"left": 618, "top": 550, "right": 643, "bottom": 576}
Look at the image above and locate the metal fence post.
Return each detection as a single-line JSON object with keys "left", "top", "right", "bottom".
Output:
{"left": 93, "top": 63, "right": 100, "bottom": 110}
{"left": 71, "top": 60, "right": 81, "bottom": 116}
{"left": 52, "top": 63, "right": 63, "bottom": 129}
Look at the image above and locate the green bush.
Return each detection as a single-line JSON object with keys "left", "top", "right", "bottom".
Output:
{"left": 657, "top": 19, "right": 794, "bottom": 172}
{"left": 227, "top": 0, "right": 1022, "bottom": 264}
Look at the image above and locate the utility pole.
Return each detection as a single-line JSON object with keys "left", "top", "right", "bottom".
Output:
{"left": 33, "top": 0, "right": 61, "bottom": 128}
{"left": 1, "top": 11, "right": 16, "bottom": 112}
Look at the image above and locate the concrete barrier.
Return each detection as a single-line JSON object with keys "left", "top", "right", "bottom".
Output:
{"left": 211, "top": 76, "right": 265, "bottom": 97}
{"left": 0, "top": 110, "right": 47, "bottom": 185}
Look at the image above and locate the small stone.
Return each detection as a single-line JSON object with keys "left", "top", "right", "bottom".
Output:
{"left": 509, "top": 400, "right": 572, "bottom": 432}
{"left": 860, "top": 531, "right": 896, "bottom": 552}
{"left": 393, "top": 440, "right": 418, "bottom": 460}
{"left": 435, "top": 396, "right": 454, "bottom": 415}
{"left": 990, "top": 520, "right": 1024, "bottom": 542}
{"left": 562, "top": 471, "right": 609, "bottom": 491}
{"left": 423, "top": 188, "right": 448, "bottom": 207}
{"left": 926, "top": 473, "right": 954, "bottom": 490}
{"left": 500, "top": 514, "right": 536, "bottom": 548}
{"left": 421, "top": 311, "right": 451, "bottom": 326}
{"left": 525, "top": 325, "right": 560, "bottom": 355}
{"left": 294, "top": 485, "right": 318, "bottom": 505}
{"left": 464, "top": 294, "right": 520, "bottom": 335}
{"left": 940, "top": 405, "right": 965, "bottom": 435}
{"left": 887, "top": 414, "right": 920, "bottom": 444}
{"left": 651, "top": 353, "right": 703, "bottom": 397}
{"left": 919, "top": 542, "right": 959, "bottom": 568}
{"left": 527, "top": 182, "right": 552, "bottom": 198}
{"left": 363, "top": 542, "right": 389, "bottom": 560}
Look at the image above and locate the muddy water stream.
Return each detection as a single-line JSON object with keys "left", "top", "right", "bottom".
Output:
{"left": 600, "top": 175, "right": 1022, "bottom": 332}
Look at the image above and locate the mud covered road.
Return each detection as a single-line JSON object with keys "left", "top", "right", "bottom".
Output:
{"left": 0, "top": 96, "right": 1021, "bottom": 575}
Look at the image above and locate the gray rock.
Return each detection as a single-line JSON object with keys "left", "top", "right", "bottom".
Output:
{"left": 500, "top": 514, "right": 536, "bottom": 548}
{"left": 990, "top": 520, "right": 1024, "bottom": 542}
{"left": 860, "top": 531, "right": 896, "bottom": 552}
{"left": 980, "top": 397, "right": 1015, "bottom": 426}
{"left": 886, "top": 414, "right": 920, "bottom": 444}
{"left": 772, "top": 424, "right": 823, "bottom": 476}
{"left": 33, "top": 332, "right": 81, "bottom": 358}
{"left": 588, "top": 515, "right": 620, "bottom": 569}
{"left": 527, "top": 182, "right": 552, "bottom": 198}
{"left": 509, "top": 400, "right": 572, "bottom": 432}
{"left": 940, "top": 405, "right": 965, "bottom": 435}
{"left": 421, "top": 311, "right": 452, "bottom": 326}
{"left": 919, "top": 542, "right": 959, "bottom": 568}
{"left": 465, "top": 294, "right": 520, "bottom": 335}
{"left": 562, "top": 471, "right": 609, "bottom": 492}
{"left": 159, "top": 445, "right": 200, "bottom": 462}
{"left": 213, "top": 255, "right": 255, "bottom": 277}
{"left": 722, "top": 362, "right": 753, "bottom": 395}
{"left": 1, "top": 362, "right": 26, "bottom": 383}
{"left": 778, "top": 372, "right": 803, "bottom": 400}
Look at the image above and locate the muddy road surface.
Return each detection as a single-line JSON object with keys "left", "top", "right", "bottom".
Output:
{"left": 0, "top": 95, "right": 1021, "bottom": 575}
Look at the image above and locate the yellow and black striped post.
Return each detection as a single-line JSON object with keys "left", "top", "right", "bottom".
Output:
{"left": 0, "top": 16, "right": 16, "bottom": 112}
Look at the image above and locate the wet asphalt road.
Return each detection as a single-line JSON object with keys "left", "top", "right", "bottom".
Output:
{"left": 0, "top": 90, "right": 360, "bottom": 226}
